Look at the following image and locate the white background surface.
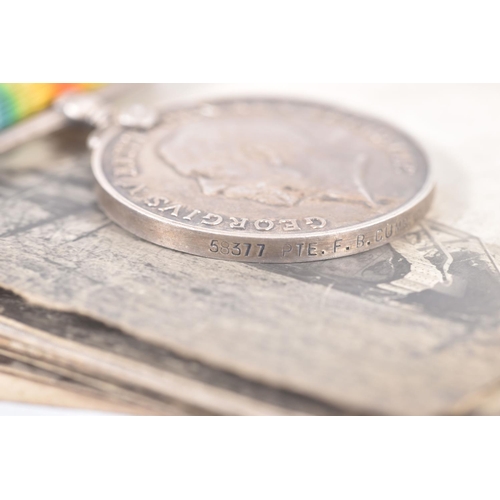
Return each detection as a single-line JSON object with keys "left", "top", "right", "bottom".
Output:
{"left": 0, "top": 402, "right": 112, "bottom": 416}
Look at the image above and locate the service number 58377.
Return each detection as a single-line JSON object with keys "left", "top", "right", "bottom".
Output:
{"left": 209, "top": 240, "right": 265, "bottom": 258}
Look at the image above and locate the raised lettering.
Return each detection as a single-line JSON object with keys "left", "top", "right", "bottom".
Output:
{"left": 114, "top": 178, "right": 139, "bottom": 189}
{"left": 254, "top": 219, "right": 274, "bottom": 231}
{"left": 305, "top": 217, "right": 327, "bottom": 229}
{"left": 183, "top": 209, "right": 201, "bottom": 221}
{"left": 145, "top": 196, "right": 168, "bottom": 208}
{"left": 279, "top": 219, "right": 300, "bottom": 231}
{"left": 229, "top": 217, "right": 249, "bottom": 230}
{"left": 158, "top": 204, "right": 182, "bottom": 217}
{"left": 202, "top": 213, "right": 223, "bottom": 226}
{"left": 128, "top": 184, "right": 146, "bottom": 196}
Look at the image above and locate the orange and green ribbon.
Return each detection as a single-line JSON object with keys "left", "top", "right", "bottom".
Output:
{"left": 0, "top": 83, "right": 103, "bottom": 130}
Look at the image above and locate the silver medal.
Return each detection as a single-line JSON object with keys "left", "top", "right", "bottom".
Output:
{"left": 90, "top": 98, "right": 434, "bottom": 263}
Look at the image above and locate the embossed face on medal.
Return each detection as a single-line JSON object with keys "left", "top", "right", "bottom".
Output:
{"left": 92, "top": 99, "right": 434, "bottom": 262}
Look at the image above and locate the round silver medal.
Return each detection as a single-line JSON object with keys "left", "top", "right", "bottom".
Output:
{"left": 91, "top": 98, "right": 434, "bottom": 263}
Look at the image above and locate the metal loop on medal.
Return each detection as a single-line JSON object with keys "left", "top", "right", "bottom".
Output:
{"left": 54, "top": 92, "right": 111, "bottom": 129}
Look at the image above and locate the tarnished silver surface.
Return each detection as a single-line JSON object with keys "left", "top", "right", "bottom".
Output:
{"left": 91, "top": 98, "right": 434, "bottom": 263}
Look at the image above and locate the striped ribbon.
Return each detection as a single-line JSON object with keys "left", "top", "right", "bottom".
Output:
{"left": 0, "top": 83, "right": 103, "bottom": 130}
